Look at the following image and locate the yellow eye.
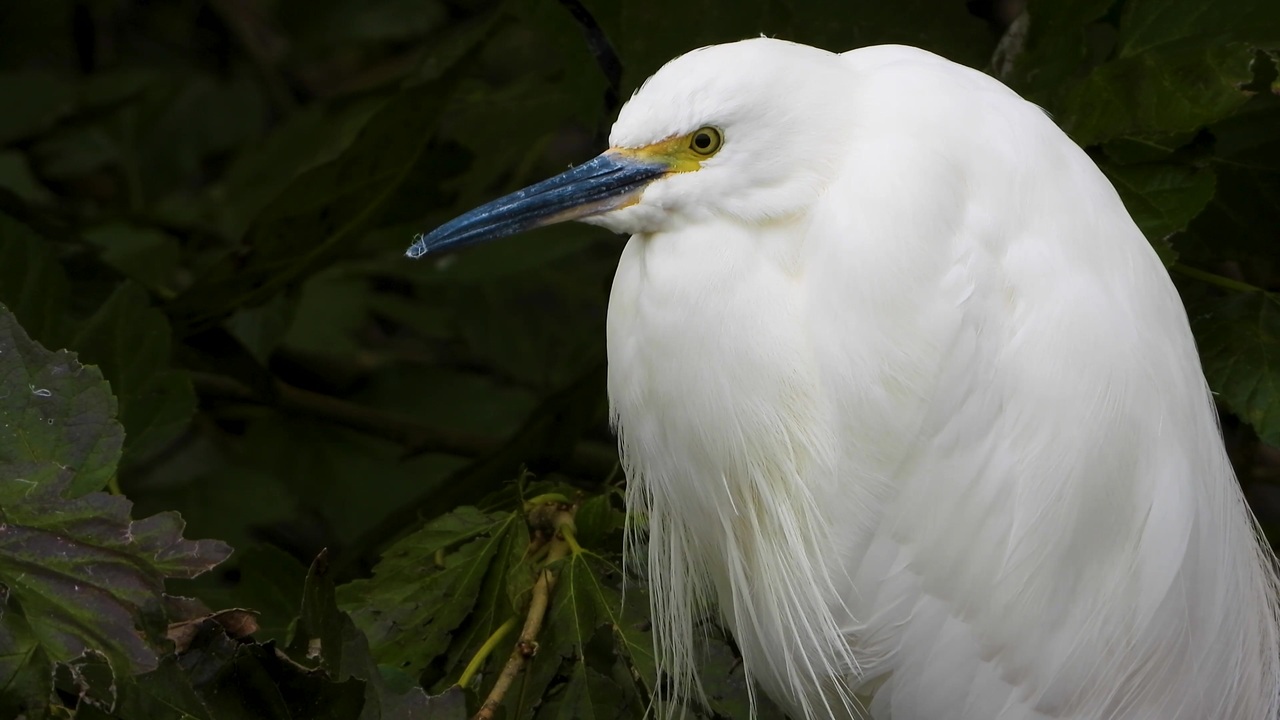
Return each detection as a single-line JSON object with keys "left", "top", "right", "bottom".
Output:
{"left": 689, "top": 126, "right": 723, "bottom": 156}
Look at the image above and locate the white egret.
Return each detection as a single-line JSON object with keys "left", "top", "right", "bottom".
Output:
{"left": 407, "top": 39, "right": 1280, "bottom": 720}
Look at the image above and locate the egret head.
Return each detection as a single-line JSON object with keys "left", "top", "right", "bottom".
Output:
{"left": 406, "top": 38, "right": 852, "bottom": 258}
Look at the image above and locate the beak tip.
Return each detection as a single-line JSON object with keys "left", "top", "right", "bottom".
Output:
{"left": 405, "top": 234, "right": 429, "bottom": 259}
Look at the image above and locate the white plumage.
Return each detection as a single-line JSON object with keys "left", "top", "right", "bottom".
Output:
{"left": 602, "top": 40, "right": 1280, "bottom": 720}
{"left": 410, "top": 38, "right": 1280, "bottom": 720}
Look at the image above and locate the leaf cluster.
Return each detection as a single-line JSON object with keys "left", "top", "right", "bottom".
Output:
{"left": 0, "top": 0, "right": 1277, "bottom": 717}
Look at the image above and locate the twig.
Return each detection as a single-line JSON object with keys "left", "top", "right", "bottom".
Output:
{"left": 1172, "top": 263, "right": 1266, "bottom": 295}
{"left": 457, "top": 616, "right": 518, "bottom": 689}
{"left": 555, "top": 0, "right": 623, "bottom": 115}
{"left": 191, "top": 370, "right": 496, "bottom": 456}
{"left": 474, "top": 530, "right": 573, "bottom": 720}
{"left": 191, "top": 371, "right": 619, "bottom": 479}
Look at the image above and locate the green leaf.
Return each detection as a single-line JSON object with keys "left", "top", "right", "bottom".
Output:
{"left": 535, "top": 664, "right": 626, "bottom": 720}
{"left": 0, "top": 589, "right": 54, "bottom": 719}
{"left": 59, "top": 650, "right": 122, "bottom": 712}
{"left": 291, "top": 551, "right": 368, "bottom": 681}
{"left": 0, "top": 304, "right": 121, "bottom": 497}
{"left": 293, "top": 550, "right": 466, "bottom": 720}
{"left": 170, "top": 544, "right": 308, "bottom": 645}
{"left": 140, "top": 74, "right": 268, "bottom": 199}
{"left": 441, "top": 516, "right": 528, "bottom": 683}
{"left": 110, "top": 655, "right": 216, "bottom": 720}
{"left": 0, "top": 304, "right": 231, "bottom": 712}
{"left": 525, "top": 553, "right": 642, "bottom": 719}
{"left": 225, "top": 293, "right": 298, "bottom": 366}
{"left": 371, "top": 683, "right": 465, "bottom": 720}
{"left": 0, "top": 209, "right": 70, "bottom": 348}
{"left": 0, "top": 151, "right": 53, "bottom": 204}
{"left": 617, "top": 585, "right": 657, "bottom": 694}
{"left": 280, "top": 270, "right": 372, "bottom": 358}
{"left": 572, "top": 494, "right": 624, "bottom": 550}
{"left": 200, "top": 642, "right": 367, "bottom": 720}
{"left": 277, "top": 0, "right": 450, "bottom": 49}
{"left": 97, "top": 549, "right": 461, "bottom": 720}
{"left": 541, "top": 554, "right": 606, "bottom": 661}
{"left": 215, "top": 100, "right": 383, "bottom": 242}
{"left": 412, "top": 9, "right": 505, "bottom": 83}
{"left": 1213, "top": 93, "right": 1280, "bottom": 173}
{"left": 997, "top": 0, "right": 1116, "bottom": 96}
{"left": 339, "top": 508, "right": 520, "bottom": 675}
{"left": 1116, "top": 0, "right": 1280, "bottom": 57}
{"left": 71, "top": 282, "right": 197, "bottom": 464}
{"left": 353, "top": 362, "right": 612, "bottom": 569}
{"left": 0, "top": 71, "right": 76, "bottom": 145}
{"left": 1183, "top": 93, "right": 1280, "bottom": 258}
{"left": 697, "top": 632, "right": 787, "bottom": 720}
{"left": 83, "top": 223, "right": 183, "bottom": 297}
{"left": 1192, "top": 292, "right": 1280, "bottom": 445}
{"left": 169, "top": 78, "right": 454, "bottom": 327}
{"left": 1100, "top": 160, "right": 1216, "bottom": 263}
{"left": 1060, "top": 39, "right": 1257, "bottom": 145}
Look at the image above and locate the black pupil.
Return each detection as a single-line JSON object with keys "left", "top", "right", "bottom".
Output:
{"left": 694, "top": 133, "right": 711, "bottom": 149}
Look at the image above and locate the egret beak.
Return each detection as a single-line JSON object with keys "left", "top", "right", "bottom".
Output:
{"left": 406, "top": 151, "right": 668, "bottom": 258}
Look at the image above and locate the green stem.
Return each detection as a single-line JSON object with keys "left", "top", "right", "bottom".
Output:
{"left": 457, "top": 616, "right": 518, "bottom": 689}
{"left": 1171, "top": 263, "right": 1264, "bottom": 295}
{"left": 559, "top": 522, "right": 583, "bottom": 556}
{"left": 525, "top": 493, "right": 571, "bottom": 509}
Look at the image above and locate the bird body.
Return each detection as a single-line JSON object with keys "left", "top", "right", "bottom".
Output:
{"left": 410, "top": 39, "right": 1280, "bottom": 720}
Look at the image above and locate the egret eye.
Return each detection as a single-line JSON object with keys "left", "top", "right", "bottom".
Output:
{"left": 689, "top": 126, "right": 723, "bottom": 155}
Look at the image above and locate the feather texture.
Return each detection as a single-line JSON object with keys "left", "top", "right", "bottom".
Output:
{"left": 603, "top": 40, "right": 1280, "bottom": 719}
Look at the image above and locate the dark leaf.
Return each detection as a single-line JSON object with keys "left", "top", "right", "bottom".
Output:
{"left": 169, "top": 78, "right": 453, "bottom": 327}
{"left": 698, "top": 633, "right": 787, "bottom": 720}
{"left": 1100, "top": 160, "right": 1216, "bottom": 263}
{"left": 339, "top": 509, "right": 521, "bottom": 676}
{"left": 170, "top": 544, "right": 308, "bottom": 645}
{"left": 0, "top": 71, "right": 76, "bottom": 145}
{"left": 0, "top": 304, "right": 121, "bottom": 497}
{"left": 83, "top": 223, "right": 183, "bottom": 296}
{"left": 1193, "top": 292, "right": 1280, "bottom": 446}
{"left": 71, "top": 282, "right": 197, "bottom": 465}
{"left": 112, "top": 654, "right": 216, "bottom": 720}
{"left": 997, "top": 0, "right": 1116, "bottom": 95}
{"left": 290, "top": 550, "right": 369, "bottom": 681}
{"left": 571, "top": 494, "right": 624, "bottom": 550}
{"left": 1060, "top": 39, "right": 1257, "bottom": 145}
{"left": 215, "top": 101, "right": 383, "bottom": 242}
{"left": 167, "top": 609, "right": 261, "bottom": 653}
{"left": 440, "top": 514, "right": 527, "bottom": 684}
{"left": 1115, "top": 0, "right": 1280, "bottom": 56}
{"left": 0, "top": 305, "right": 230, "bottom": 712}
{"left": 534, "top": 663, "right": 627, "bottom": 720}
{"left": 0, "top": 210, "right": 70, "bottom": 348}
{"left": 200, "top": 643, "right": 366, "bottom": 720}
{"left": 0, "top": 151, "right": 53, "bottom": 204}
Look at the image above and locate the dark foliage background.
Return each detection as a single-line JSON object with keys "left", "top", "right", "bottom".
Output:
{"left": 0, "top": 0, "right": 1277, "bottom": 718}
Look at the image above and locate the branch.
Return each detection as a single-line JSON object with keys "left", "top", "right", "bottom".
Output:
{"left": 1172, "top": 263, "right": 1266, "bottom": 295}
{"left": 556, "top": 0, "right": 623, "bottom": 115}
{"left": 474, "top": 522, "right": 574, "bottom": 720}
{"left": 191, "top": 371, "right": 619, "bottom": 480}
{"left": 191, "top": 371, "right": 494, "bottom": 457}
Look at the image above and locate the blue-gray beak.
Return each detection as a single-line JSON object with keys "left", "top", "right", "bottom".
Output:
{"left": 406, "top": 152, "right": 668, "bottom": 258}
